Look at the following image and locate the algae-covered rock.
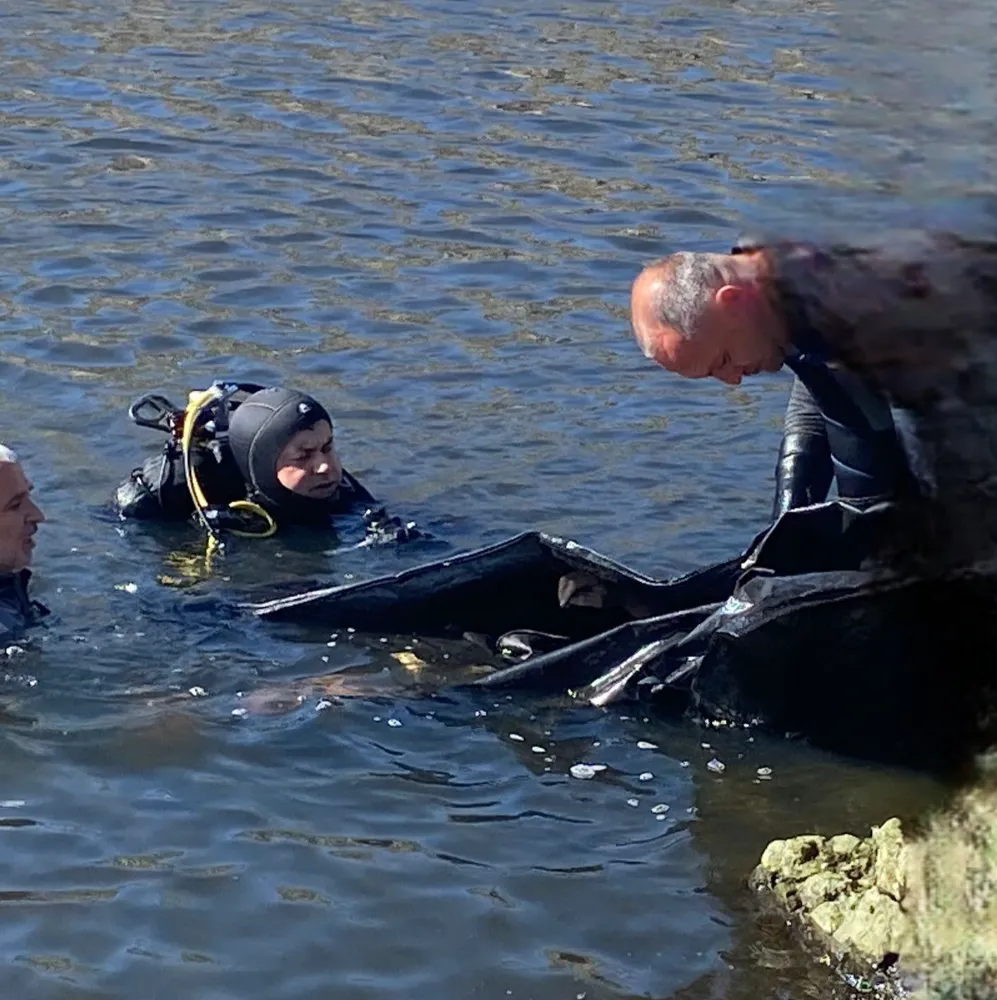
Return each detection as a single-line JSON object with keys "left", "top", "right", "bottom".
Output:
{"left": 833, "top": 886, "right": 912, "bottom": 959}
{"left": 797, "top": 870, "right": 849, "bottom": 911}
{"left": 810, "top": 899, "right": 847, "bottom": 936}
{"left": 752, "top": 777, "right": 997, "bottom": 1000}
{"left": 758, "top": 834, "right": 825, "bottom": 880}
{"left": 828, "top": 833, "right": 862, "bottom": 857}
{"left": 750, "top": 817, "right": 913, "bottom": 976}
{"left": 874, "top": 817, "right": 908, "bottom": 902}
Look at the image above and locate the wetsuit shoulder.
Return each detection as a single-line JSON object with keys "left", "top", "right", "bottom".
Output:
{"left": 0, "top": 571, "right": 47, "bottom": 641}
{"left": 766, "top": 230, "right": 997, "bottom": 401}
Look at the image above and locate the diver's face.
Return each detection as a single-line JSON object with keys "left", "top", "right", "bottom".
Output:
{"left": 0, "top": 462, "right": 45, "bottom": 573}
{"left": 275, "top": 421, "right": 343, "bottom": 499}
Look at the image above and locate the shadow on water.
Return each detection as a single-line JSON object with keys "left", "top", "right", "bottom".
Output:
{"left": 0, "top": 0, "right": 990, "bottom": 995}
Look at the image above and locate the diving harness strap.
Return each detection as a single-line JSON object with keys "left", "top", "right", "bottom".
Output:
{"left": 181, "top": 384, "right": 277, "bottom": 561}
{"left": 130, "top": 381, "right": 277, "bottom": 565}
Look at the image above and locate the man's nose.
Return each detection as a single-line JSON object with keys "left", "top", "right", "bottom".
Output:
{"left": 27, "top": 500, "right": 45, "bottom": 524}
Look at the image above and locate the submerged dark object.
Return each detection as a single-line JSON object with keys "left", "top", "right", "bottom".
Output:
{"left": 244, "top": 500, "right": 997, "bottom": 771}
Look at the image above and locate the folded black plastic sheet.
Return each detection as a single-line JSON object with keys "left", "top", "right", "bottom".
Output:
{"left": 246, "top": 529, "right": 743, "bottom": 679}
{"left": 246, "top": 500, "right": 881, "bottom": 690}
{"left": 462, "top": 507, "right": 997, "bottom": 767}
{"left": 681, "top": 566, "right": 997, "bottom": 769}
{"left": 246, "top": 498, "right": 997, "bottom": 768}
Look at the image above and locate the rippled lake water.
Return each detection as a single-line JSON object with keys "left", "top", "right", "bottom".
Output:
{"left": 0, "top": 0, "right": 990, "bottom": 996}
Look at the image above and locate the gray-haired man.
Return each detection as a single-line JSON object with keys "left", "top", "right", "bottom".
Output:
{"left": 0, "top": 445, "right": 48, "bottom": 641}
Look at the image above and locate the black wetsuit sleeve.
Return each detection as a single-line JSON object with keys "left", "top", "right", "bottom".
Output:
{"left": 771, "top": 375, "right": 833, "bottom": 518}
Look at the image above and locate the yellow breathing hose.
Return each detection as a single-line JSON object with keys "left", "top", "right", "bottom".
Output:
{"left": 180, "top": 386, "right": 278, "bottom": 567}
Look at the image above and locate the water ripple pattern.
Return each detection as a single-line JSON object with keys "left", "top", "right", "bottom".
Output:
{"left": 0, "top": 0, "right": 985, "bottom": 997}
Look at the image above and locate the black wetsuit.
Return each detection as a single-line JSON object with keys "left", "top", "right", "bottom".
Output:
{"left": 771, "top": 376, "right": 831, "bottom": 517}
{"left": 770, "top": 361, "right": 914, "bottom": 518}
{"left": 114, "top": 386, "right": 423, "bottom": 545}
{"left": 0, "top": 570, "right": 49, "bottom": 643}
{"left": 749, "top": 226, "right": 997, "bottom": 581}
{"left": 113, "top": 451, "right": 377, "bottom": 524}
{"left": 734, "top": 238, "right": 916, "bottom": 518}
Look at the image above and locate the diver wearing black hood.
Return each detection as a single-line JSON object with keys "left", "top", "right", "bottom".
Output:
{"left": 113, "top": 382, "right": 420, "bottom": 546}
{"left": 227, "top": 386, "right": 369, "bottom": 523}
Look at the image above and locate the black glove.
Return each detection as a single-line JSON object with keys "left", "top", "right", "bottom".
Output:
{"left": 360, "top": 506, "right": 425, "bottom": 546}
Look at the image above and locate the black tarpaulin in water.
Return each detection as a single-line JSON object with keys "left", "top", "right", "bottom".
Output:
{"left": 243, "top": 500, "right": 997, "bottom": 770}
{"left": 242, "top": 505, "right": 862, "bottom": 680}
{"left": 245, "top": 527, "right": 743, "bottom": 671}
{"left": 681, "top": 565, "right": 997, "bottom": 769}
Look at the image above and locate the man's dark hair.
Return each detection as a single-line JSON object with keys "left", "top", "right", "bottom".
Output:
{"left": 650, "top": 252, "right": 732, "bottom": 339}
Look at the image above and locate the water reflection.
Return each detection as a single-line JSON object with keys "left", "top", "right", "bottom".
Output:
{"left": 0, "top": 0, "right": 991, "bottom": 994}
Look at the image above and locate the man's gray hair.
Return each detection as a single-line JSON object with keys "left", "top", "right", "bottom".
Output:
{"left": 651, "top": 252, "right": 733, "bottom": 339}
{"left": 0, "top": 445, "right": 18, "bottom": 465}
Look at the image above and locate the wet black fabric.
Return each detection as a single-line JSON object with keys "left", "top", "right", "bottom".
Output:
{"left": 246, "top": 499, "right": 997, "bottom": 770}
{"left": 772, "top": 375, "right": 833, "bottom": 517}
{"left": 246, "top": 529, "right": 743, "bottom": 638}
{"left": 0, "top": 570, "right": 49, "bottom": 642}
{"left": 675, "top": 567, "right": 997, "bottom": 772}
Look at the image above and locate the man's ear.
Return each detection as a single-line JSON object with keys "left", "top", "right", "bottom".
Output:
{"left": 714, "top": 284, "right": 743, "bottom": 308}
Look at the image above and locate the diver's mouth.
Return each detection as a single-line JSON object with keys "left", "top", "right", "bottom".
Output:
{"left": 309, "top": 481, "right": 340, "bottom": 497}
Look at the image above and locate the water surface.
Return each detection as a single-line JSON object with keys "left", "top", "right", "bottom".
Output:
{"left": 1, "top": 0, "right": 989, "bottom": 996}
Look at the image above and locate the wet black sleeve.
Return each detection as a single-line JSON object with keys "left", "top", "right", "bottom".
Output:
{"left": 771, "top": 375, "right": 833, "bottom": 518}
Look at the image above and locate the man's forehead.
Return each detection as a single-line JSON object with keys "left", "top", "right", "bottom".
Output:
{"left": 631, "top": 267, "right": 668, "bottom": 322}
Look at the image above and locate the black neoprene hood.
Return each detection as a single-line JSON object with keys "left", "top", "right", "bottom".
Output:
{"left": 227, "top": 387, "right": 334, "bottom": 514}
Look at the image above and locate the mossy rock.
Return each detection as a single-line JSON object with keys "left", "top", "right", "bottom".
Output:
{"left": 752, "top": 777, "right": 997, "bottom": 1000}
{"left": 750, "top": 817, "right": 915, "bottom": 994}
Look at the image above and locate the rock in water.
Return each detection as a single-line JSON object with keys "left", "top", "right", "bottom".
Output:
{"left": 873, "top": 817, "right": 907, "bottom": 902}
{"left": 750, "top": 818, "right": 914, "bottom": 981}
{"left": 752, "top": 781, "right": 997, "bottom": 1000}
